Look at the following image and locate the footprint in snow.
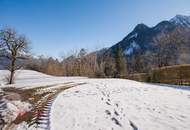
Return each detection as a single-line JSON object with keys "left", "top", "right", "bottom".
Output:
{"left": 129, "top": 120, "right": 138, "bottom": 130}
{"left": 114, "top": 109, "right": 119, "bottom": 116}
{"left": 111, "top": 117, "right": 122, "bottom": 127}
{"left": 106, "top": 101, "right": 111, "bottom": 106}
{"left": 105, "top": 110, "right": 111, "bottom": 116}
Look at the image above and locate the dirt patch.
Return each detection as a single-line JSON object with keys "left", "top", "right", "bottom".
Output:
{"left": 1, "top": 82, "right": 85, "bottom": 129}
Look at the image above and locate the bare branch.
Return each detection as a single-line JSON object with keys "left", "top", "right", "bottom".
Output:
{"left": 0, "top": 27, "right": 29, "bottom": 84}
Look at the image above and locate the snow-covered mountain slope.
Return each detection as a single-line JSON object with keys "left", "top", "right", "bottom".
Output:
{"left": 170, "top": 14, "right": 190, "bottom": 28}
{"left": 51, "top": 79, "right": 190, "bottom": 130}
{"left": 103, "top": 14, "right": 190, "bottom": 61}
{"left": 0, "top": 70, "right": 86, "bottom": 88}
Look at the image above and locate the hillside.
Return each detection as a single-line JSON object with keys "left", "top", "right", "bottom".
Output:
{"left": 0, "top": 70, "right": 85, "bottom": 88}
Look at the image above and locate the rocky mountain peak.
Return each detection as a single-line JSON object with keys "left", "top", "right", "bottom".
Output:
{"left": 134, "top": 23, "right": 149, "bottom": 31}
{"left": 170, "top": 14, "right": 190, "bottom": 28}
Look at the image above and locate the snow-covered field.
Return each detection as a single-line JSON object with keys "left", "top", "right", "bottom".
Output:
{"left": 0, "top": 70, "right": 86, "bottom": 88}
{"left": 51, "top": 79, "right": 190, "bottom": 130}
{"left": 1, "top": 70, "right": 190, "bottom": 130}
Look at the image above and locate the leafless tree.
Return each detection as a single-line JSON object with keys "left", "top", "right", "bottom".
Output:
{"left": 0, "top": 27, "right": 29, "bottom": 84}
{"left": 153, "top": 33, "right": 170, "bottom": 68}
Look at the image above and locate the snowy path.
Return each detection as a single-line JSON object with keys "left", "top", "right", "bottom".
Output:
{"left": 50, "top": 79, "right": 190, "bottom": 130}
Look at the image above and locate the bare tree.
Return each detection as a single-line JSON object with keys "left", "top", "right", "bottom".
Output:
{"left": 103, "top": 56, "right": 116, "bottom": 78}
{"left": 0, "top": 27, "right": 29, "bottom": 84}
{"left": 153, "top": 33, "right": 170, "bottom": 68}
{"left": 114, "top": 46, "right": 126, "bottom": 78}
{"left": 153, "top": 32, "right": 176, "bottom": 68}
{"left": 153, "top": 27, "right": 190, "bottom": 68}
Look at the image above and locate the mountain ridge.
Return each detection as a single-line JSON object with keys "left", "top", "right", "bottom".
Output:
{"left": 107, "top": 14, "right": 190, "bottom": 55}
{"left": 98, "top": 14, "right": 190, "bottom": 73}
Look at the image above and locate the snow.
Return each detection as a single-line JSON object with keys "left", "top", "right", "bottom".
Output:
{"left": 124, "top": 47, "right": 133, "bottom": 55}
{"left": 51, "top": 79, "right": 190, "bottom": 130}
{"left": 1, "top": 100, "right": 32, "bottom": 125}
{"left": 170, "top": 15, "right": 190, "bottom": 28}
{"left": 1, "top": 70, "right": 190, "bottom": 130}
{"left": 124, "top": 41, "right": 140, "bottom": 55}
{"left": 128, "top": 33, "right": 138, "bottom": 39}
{"left": 14, "top": 122, "right": 39, "bottom": 130}
{"left": 0, "top": 70, "right": 86, "bottom": 89}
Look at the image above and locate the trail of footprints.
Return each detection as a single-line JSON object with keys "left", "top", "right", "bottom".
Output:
{"left": 96, "top": 83, "right": 138, "bottom": 130}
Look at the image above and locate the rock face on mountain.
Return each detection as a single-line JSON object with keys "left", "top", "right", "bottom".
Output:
{"left": 101, "top": 15, "right": 190, "bottom": 73}
{"left": 0, "top": 57, "right": 10, "bottom": 69}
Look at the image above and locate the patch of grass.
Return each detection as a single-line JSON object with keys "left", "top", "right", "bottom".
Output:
{"left": 128, "top": 64, "right": 190, "bottom": 85}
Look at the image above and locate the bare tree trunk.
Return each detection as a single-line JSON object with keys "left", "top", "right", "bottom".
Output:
{"left": 9, "top": 57, "right": 16, "bottom": 84}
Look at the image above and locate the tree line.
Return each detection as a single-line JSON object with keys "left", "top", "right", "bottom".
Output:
{"left": 26, "top": 47, "right": 127, "bottom": 78}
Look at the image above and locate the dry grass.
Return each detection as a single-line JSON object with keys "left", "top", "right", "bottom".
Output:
{"left": 128, "top": 64, "right": 190, "bottom": 85}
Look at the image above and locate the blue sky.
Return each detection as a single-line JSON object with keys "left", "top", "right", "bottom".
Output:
{"left": 0, "top": 0, "right": 190, "bottom": 58}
